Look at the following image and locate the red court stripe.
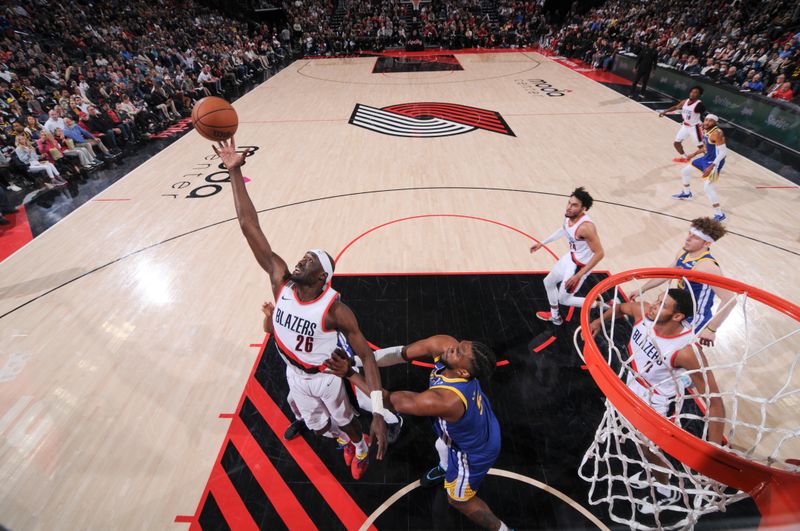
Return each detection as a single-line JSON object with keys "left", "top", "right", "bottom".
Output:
{"left": 387, "top": 105, "right": 504, "bottom": 126}
{"left": 183, "top": 341, "right": 273, "bottom": 527}
{"left": 174, "top": 515, "right": 193, "bottom": 523}
{"left": 245, "top": 376, "right": 375, "bottom": 531}
{"left": 228, "top": 416, "right": 318, "bottom": 529}
{"left": 218, "top": 413, "right": 234, "bottom": 419}
{"left": 249, "top": 343, "right": 264, "bottom": 347}
{"left": 755, "top": 185, "right": 799, "bottom": 189}
{"left": 411, "top": 360, "right": 436, "bottom": 368}
{"left": 496, "top": 360, "right": 510, "bottom": 366}
{"left": 335, "top": 214, "right": 559, "bottom": 264}
{"left": 207, "top": 462, "right": 259, "bottom": 531}
{"left": 532, "top": 336, "right": 556, "bottom": 353}
{"left": 565, "top": 306, "right": 575, "bottom": 322}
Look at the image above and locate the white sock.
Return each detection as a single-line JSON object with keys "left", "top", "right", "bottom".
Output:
{"left": 354, "top": 436, "right": 368, "bottom": 458}
{"left": 498, "top": 523, "right": 509, "bottom": 531}
{"left": 550, "top": 306, "right": 560, "bottom": 318}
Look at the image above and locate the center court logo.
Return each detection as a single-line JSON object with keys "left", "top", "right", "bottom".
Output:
{"left": 349, "top": 102, "right": 515, "bottom": 138}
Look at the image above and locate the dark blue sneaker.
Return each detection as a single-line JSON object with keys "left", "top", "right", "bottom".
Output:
{"left": 420, "top": 465, "right": 446, "bottom": 488}
{"left": 671, "top": 190, "right": 693, "bottom": 200}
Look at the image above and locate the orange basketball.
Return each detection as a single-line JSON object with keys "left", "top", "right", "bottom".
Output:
{"left": 191, "top": 96, "right": 238, "bottom": 141}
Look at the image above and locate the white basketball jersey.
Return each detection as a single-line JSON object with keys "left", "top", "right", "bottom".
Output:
{"left": 272, "top": 281, "right": 340, "bottom": 370}
{"left": 681, "top": 99, "right": 703, "bottom": 126}
{"left": 564, "top": 213, "right": 594, "bottom": 266}
{"left": 626, "top": 318, "right": 694, "bottom": 399}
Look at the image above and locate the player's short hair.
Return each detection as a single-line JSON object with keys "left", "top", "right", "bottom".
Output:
{"left": 469, "top": 341, "right": 496, "bottom": 381}
{"left": 691, "top": 217, "right": 727, "bottom": 242}
{"left": 571, "top": 187, "right": 594, "bottom": 210}
{"left": 690, "top": 85, "right": 704, "bottom": 95}
{"left": 667, "top": 288, "right": 694, "bottom": 321}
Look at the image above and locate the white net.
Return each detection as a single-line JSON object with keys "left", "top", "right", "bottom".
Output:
{"left": 574, "top": 271, "right": 800, "bottom": 530}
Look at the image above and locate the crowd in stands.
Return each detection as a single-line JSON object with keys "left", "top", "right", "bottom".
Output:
{"left": 0, "top": 0, "right": 797, "bottom": 224}
{"left": 545, "top": 0, "right": 800, "bottom": 103}
{"left": 0, "top": 0, "right": 289, "bottom": 211}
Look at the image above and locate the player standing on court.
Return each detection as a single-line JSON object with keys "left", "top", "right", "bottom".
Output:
{"left": 672, "top": 114, "right": 729, "bottom": 222}
{"left": 659, "top": 86, "right": 706, "bottom": 163}
{"left": 630, "top": 217, "right": 735, "bottom": 347}
{"left": 214, "top": 137, "right": 387, "bottom": 479}
{"left": 532, "top": 187, "right": 606, "bottom": 326}
{"left": 326, "top": 337, "right": 511, "bottom": 531}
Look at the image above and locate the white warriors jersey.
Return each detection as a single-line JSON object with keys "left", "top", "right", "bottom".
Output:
{"left": 626, "top": 318, "right": 694, "bottom": 399}
{"left": 681, "top": 99, "right": 703, "bottom": 126}
{"left": 272, "top": 281, "right": 340, "bottom": 371}
{"left": 564, "top": 213, "right": 594, "bottom": 266}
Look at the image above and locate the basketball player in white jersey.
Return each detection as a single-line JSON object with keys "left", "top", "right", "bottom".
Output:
{"left": 672, "top": 114, "right": 728, "bottom": 222}
{"left": 214, "top": 137, "right": 387, "bottom": 479}
{"left": 659, "top": 86, "right": 705, "bottom": 163}
{"left": 261, "top": 301, "right": 405, "bottom": 443}
{"left": 630, "top": 217, "right": 735, "bottom": 347}
{"left": 589, "top": 289, "right": 725, "bottom": 509}
{"left": 531, "top": 187, "right": 605, "bottom": 326}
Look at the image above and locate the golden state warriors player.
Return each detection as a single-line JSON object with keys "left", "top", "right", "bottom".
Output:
{"left": 672, "top": 114, "right": 729, "bottom": 221}
{"left": 327, "top": 336, "right": 511, "bottom": 531}
{"left": 214, "top": 138, "right": 388, "bottom": 479}
{"left": 631, "top": 217, "right": 734, "bottom": 347}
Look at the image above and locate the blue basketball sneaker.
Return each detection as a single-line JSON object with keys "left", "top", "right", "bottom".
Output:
{"left": 713, "top": 212, "right": 727, "bottom": 222}
{"left": 671, "top": 190, "right": 693, "bottom": 200}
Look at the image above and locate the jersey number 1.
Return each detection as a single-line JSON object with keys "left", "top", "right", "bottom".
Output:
{"left": 296, "top": 335, "right": 314, "bottom": 353}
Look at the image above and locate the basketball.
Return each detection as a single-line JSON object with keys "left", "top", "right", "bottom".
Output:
{"left": 191, "top": 96, "right": 238, "bottom": 141}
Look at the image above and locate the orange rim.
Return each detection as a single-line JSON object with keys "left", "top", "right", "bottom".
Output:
{"left": 579, "top": 268, "right": 800, "bottom": 527}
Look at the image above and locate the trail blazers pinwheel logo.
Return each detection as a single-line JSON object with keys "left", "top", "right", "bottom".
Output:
{"left": 349, "top": 102, "right": 515, "bottom": 138}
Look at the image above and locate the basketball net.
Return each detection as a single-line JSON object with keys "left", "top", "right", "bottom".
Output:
{"left": 410, "top": 0, "right": 421, "bottom": 11}
{"left": 573, "top": 269, "right": 800, "bottom": 530}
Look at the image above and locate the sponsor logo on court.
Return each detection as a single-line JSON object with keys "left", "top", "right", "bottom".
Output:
{"left": 162, "top": 145, "right": 260, "bottom": 200}
{"left": 349, "top": 102, "right": 515, "bottom": 138}
{"left": 515, "top": 79, "right": 567, "bottom": 97}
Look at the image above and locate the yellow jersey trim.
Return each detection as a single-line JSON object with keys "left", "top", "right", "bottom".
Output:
{"left": 434, "top": 385, "right": 468, "bottom": 409}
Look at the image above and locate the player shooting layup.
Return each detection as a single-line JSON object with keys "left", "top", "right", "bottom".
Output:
{"left": 214, "top": 138, "right": 387, "bottom": 479}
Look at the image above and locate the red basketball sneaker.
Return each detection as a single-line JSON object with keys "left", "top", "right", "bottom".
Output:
{"left": 338, "top": 438, "right": 355, "bottom": 467}
{"left": 351, "top": 435, "right": 370, "bottom": 480}
{"left": 536, "top": 310, "right": 563, "bottom": 326}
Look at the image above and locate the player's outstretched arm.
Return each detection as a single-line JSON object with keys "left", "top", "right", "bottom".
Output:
{"left": 373, "top": 335, "right": 456, "bottom": 367}
{"left": 674, "top": 346, "right": 726, "bottom": 444}
{"left": 630, "top": 257, "right": 679, "bottom": 301}
{"left": 329, "top": 358, "right": 463, "bottom": 423}
{"left": 659, "top": 99, "right": 685, "bottom": 117}
{"left": 214, "top": 137, "right": 290, "bottom": 295}
{"left": 589, "top": 301, "right": 643, "bottom": 336}
{"left": 327, "top": 300, "right": 388, "bottom": 459}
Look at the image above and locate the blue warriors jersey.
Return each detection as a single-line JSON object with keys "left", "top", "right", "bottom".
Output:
{"left": 691, "top": 126, "right": 724, "bottom": 179}
{"left": 429, "top": 358, "right": 501, "bottom": 501}
{"left": 676, "top": 250, "right": 718, "bottom": 330}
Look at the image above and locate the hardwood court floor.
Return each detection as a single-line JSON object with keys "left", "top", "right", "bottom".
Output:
{"left": 0, "top": 51, "right": 797, "bottom": 530}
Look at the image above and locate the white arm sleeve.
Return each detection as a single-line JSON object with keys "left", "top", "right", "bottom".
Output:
{"left": 540, "top": 227, "right": 566, "bottom": 245}
{"left": 712, "top": 144, "right": 727, "bottom": 166}
{"left": 374, "top": 345, "right": 406, "bottom": 367}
